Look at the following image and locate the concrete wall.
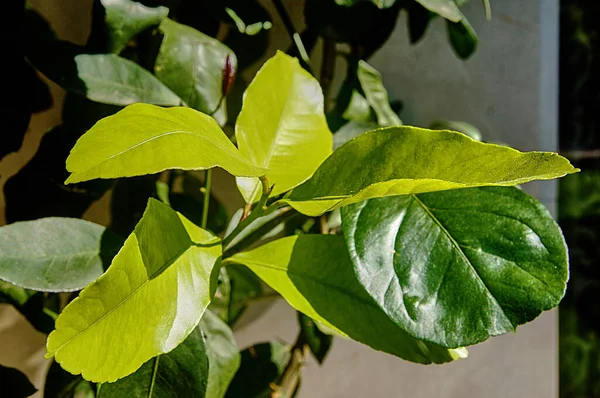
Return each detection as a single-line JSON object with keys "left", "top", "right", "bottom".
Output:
{"left": 0, "top": 1, "right": 560, "bottom": 397}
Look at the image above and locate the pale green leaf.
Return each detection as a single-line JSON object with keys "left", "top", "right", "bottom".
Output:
{"left": 357, "top": 60, "right": 401, "bottom": 126}
{"left": 200, "top": 310, "right": 241, "bottom": 398}
{"left": 225, "top": 235, "right": 467, "bottom": 364}
{"left": 415, "top": 0, "right": 462, "bottom": 22}
{"left": 0, "top": 218, "right": 107, "bottom": 292}
{"left": 281, "top": 127, "right": 579, "bottom": 216}
{"left": 97, "top": 326, "right": 209, "bottom": 397}
{"left": 65, "top": 103, "right": 267, "bottom": 184}
{"left": 100, "top": 0, "right": 169, "bottom": 53}
{"left": 342, "top": 187, "right": 569, "bottom": 347}
{"left": 429, "top": 120, "right": 482, "bottom": 141}
{"left": 235, "top": 52, "right": 332, "bottom": 203}
{"left": 46, "top": 199, "right": 222, "bottom": 382}
{"left": 155, "top": 18, "right": 235, "bottom": 125}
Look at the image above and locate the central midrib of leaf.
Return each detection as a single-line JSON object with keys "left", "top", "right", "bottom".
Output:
{"left": 71, "top": 130, "right": 250, "bottom": 176}
{"left": 409, "top": 194, "right": 513, "bottom": 328}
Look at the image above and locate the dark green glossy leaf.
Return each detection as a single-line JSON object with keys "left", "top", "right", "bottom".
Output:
{"left": 282, "top": 127, "right": 578, "bottom": 216}
{"left": 0, "top": 281, "right": 56, "bottom": 334}
{"left": 342, "top": 187, "right": 569, "bottom": 348}
{"left": 0, "top": 364, "right": 37, "bottom": 398}
{"left": 446, "top": 15, "right": 478, "bottom": 59}
{"left": 0, "top": 218, "right": 108, "bottom": 292}
{"left": 298, "top": 313, "right": 332, "bottom": 364}
{"left": 357, "top": 60, "right": 401, "bottom": 126}
{"left": 100, "top": 0, "right": 169, "bottom": 53}
{"left": 226, "top": 235, "right": 466, "bottom": 363}
{"left": 97, "top": 326, "right": 209, "bottom": 397}
{"left": 200, "top": 310, "right": 241, "bottom": 398}
{"left": 225, "top": 341, "right": 291, "bottom": 398}
{"left": 429, "top": 120, "right": 482, "bottom": 141}
{"left": 155, "top": 18, "right": 235, "bottom": 125}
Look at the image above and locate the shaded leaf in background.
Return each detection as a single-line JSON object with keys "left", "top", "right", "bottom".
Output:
{"left": 429, "top": 119, "right": 482, "bottom": 141}
{"left": 332, "top": 121, "right": 378, "bottom": 149}
{"left": 559, "top": 172, "right": 600, "bottom": 220}
{"left": 225, "top": 341, "right": 291, "bottom": 398}
{"left": 97, "top": 0, "right": 169, "bottom": 53}
{"left": 3, "top": 124, "right": 112, "bottom": 224}
{"left": 282, "top": 127, "right": 578, "bottom": 216}
{"left": 44, "top": 360, "right": 93, "bottom": 398}
{"left": 415, "top": 0, "right": 461, "bottom": 22}
{"left": 97, "top": 326, "right": 209, "bottom": 397}
{"left": 446, "top": 15, "right": 478, "bottom": 59}
{"left": 298, "top": 312, "right": 332, "bottom": 364}
{"left": 226, "top": 264, "right": 264, "bottom": 325}
{"left": 226, "top": 235, "right": 466, "bottom": 364}
{"left": 235, "top": 52, "right": 332, "bottom": 202}
{"left": 200, "top": 310, "right": 241, "bottom": 398}
{"left": 65, "top": 104, "right": 267, "bottom": 185}
{"left": 342, "top": 187, "right": 569, "bottom": 348}
{"left": 0, "top": 218, "right": 108, "bottom": 292}
{"left": 305, "top": 0, "right": 400, "bottom": 58}
{"left": 0, "top": 364, "right": 37, "bottom": 398}
{"left": 356, "top": 60, "right": 401, "bottom": 126}
{"left": 155, "top": 18, "right": 235, "bottom": 125}
{"left": 46, "top": 199, "right": 222, "bottom": 382}
{"left": 406, "top": 0, "right": 434, "bottom": 43}
{"left": 0, "top": 281, "right": 55, "bottom": 334}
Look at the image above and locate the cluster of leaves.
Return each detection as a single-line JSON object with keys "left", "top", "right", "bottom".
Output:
{"left": 0, "top": 0, "right": 577, "bottom": 397}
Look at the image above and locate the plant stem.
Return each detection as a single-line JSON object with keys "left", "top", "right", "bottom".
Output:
{"left": 201, "top": 169, "right": 212, "bottom": 229}
{"left": 320, "top": 39, "right": 336, "bottom": 110}
{"left": 223, "top": 176, "right": 271, "bottom": 248}
{"left": 272, "top": 331, "right": 307, "bottom": 398}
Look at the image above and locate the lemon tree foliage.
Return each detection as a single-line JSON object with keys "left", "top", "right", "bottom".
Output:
{"left": 5, "top": 1, "right": 578, "bottom": 396}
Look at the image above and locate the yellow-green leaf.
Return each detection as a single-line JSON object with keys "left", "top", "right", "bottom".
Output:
{"left": 46, "top": 199, "right": 222, "bottom": 383}
{"left": 65, "top": 103, "right": 266, "bottom": 184}
{"left": 235, "top": 52, "right": 332, "bottom": 203}
{"left": 282, "top": 127, "right": 579, "bottom": 216}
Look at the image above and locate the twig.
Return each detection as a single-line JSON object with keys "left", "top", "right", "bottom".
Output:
{"left": 201, "top": 169, "right": 212, "bottom": 229}
{"left": 320, "top": 39, "right": 336, "bottom": 111}
{"left": 271, "top": 332, "right": 307, "bottom": 398}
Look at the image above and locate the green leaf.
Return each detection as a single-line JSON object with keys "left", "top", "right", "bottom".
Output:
{"left": 226, "top": 264, "right": 264, "bottom": 325}
{"left": 281, "top": 127, "right": 579, "bottom": 216}
{"left": 100, "top": 0, "right": 169, "bottom": 53}
{"left": 298, "top": 312, "right": 332, "bottom": 364}
{"left": 97, "top": 325, "right": 209, "bottom": 397}
{"left": 415, "top": 0, "right": 462, "bottom": 22}
{"left": 559, "top": 172, "right": 600, "bottom": 220}
{"left": 0, "top": 364, "right": 37, "bottom": 398}
{"left": 200, "top": 310, "right": 241, "bottom": 398}
{"left": 446, "top": 15, "right": 478, "bottom": 59}
{"left": 47, "top": 53, "right": 182, "bottom": 107}
{"left": 342, "top": 187, "right": 570, "bottom": 348}
{"left": 357, "top": 60, "right": 401, "bottom": 126}
{"left": 155, "top": 18, "right": 236, "bottom": 125}
{"left": 333, "top": 121, "right": 379, "bottom": 149}
{"left": 44, "top": 359, "right": 93, "bottom": 398}
{"left": 429, "top": 120, "right": 482, "bottom": 141}
{"left": 46, "top": 199, "right": 222, "bottom": 382}
{"left": 0, "top": 218, "right": 107, "bottom": 292}
{"left": 65, "top": 103, "right": 267, "bottom": 184}
{"left": 225, "top": 341, "right": 291, "bottom": 398}
{"left": 225, "top": 235, "right": 467, "bottom": 364}
{"left": 235, "top": 52, "right": 332, "bottom": 203}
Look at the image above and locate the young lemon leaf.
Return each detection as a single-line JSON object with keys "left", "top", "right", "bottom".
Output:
{"left": 225, "top": 235, "right": 467, "bottom": 364}
{"left": 282, "top": 127, "right": 579, "bottom": 216}
{"left": 65, "top": 103, "right": 267, "bottom": 184}
{"left": 235, "top": 51, "right": 332, "bottom": 203}
{"left": 342, "top": 187, "right": 569, "bottom": 348}
{"left": 46, "top": 199, "right": 222, "bottom": 382}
